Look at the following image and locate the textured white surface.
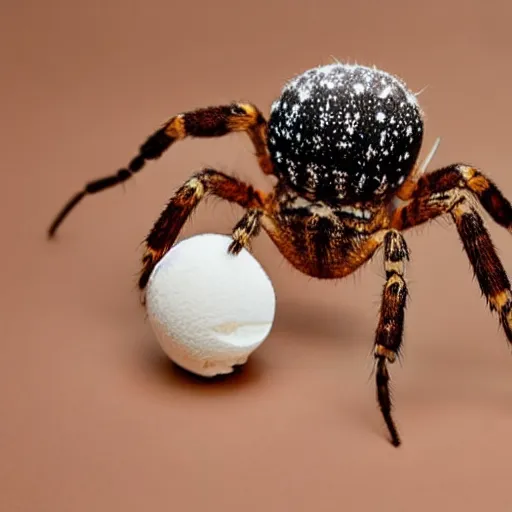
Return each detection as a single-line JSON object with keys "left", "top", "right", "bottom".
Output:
{"left": 145, "top": 233, "right": 276, "bottom": 377}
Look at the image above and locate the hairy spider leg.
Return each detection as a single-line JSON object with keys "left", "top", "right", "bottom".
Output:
{"left": 257, "top": 195, "right": 409, "bottom": 445}
{"left": 392, "top": 163, "right": 512, "bottom": 342}
{"left": 47, "top": 103, "right": 272, "bottom": 237}
{"left": 138, "top": 168, "right": 267, "bottom": 293}
{"left": 229, "top": 209, "right": 263, "bottom": 255}
{"left": 373, "top": 230, "right": 409, "bottom": 447}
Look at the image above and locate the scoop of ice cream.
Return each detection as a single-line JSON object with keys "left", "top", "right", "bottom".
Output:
{"left": 145, "top": 233, "right": 276, "bottom": 377}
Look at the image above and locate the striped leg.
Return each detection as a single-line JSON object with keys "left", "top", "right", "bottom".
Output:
{"left": 394, "top": 163, "right": 512, "bottom": 232}
{"left": 47, "top": 102, "right": 271, "bottom": 237}
{"left": 228, "top": 209, "right": 263, "bottom": 255}
{"left": 392, "top": 163, "right": 512, "bottom": 344}
{"left": 451, "top": 201, "right": 512, "bottom": 341}
{"left": 373, "top": 230, "right": 410, "bottom": 447}
{"left": 138, "top": 168, "right": 266, "bottom": 292}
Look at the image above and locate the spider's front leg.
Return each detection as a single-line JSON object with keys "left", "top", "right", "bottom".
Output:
{"left": 47, "top": 102, "right": 272, "bottom": 237}
{"left": 373, "top": 230, "right": 410, "bottom": 447}
{"left": 138, "top": 168, "right": 266, "bottom": 294}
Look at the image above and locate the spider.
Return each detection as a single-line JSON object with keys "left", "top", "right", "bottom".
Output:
{"left": 47, "top": 62, "right": 512, "bottom": 447}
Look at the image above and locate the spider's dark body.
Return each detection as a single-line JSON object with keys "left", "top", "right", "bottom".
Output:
{"left": 267, "top": 64, "right": 424, "bottom": 203}
{"left": 48, "top": 62, "right": 512, "bottom": 448}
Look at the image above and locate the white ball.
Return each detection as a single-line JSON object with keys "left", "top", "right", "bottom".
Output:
{"left": 145, "top": 233, "right": 276, "bottom": 377}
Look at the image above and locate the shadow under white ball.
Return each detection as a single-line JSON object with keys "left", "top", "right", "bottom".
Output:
{"left": 145, "top": 233, "right": 276, "bottom": 377}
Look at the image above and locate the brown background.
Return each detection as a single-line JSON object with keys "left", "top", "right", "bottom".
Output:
{"left": 2, "top": 0, "right": 512, "bottom": 510}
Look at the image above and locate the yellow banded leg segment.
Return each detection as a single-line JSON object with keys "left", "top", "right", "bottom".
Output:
{"left": 168, "top": 102, "right": 273, "bottom": 176}
{"left": 390, "top": 162, "right": 512, "bottom": 346}
{"left": 47, "top": 102, "right": 272, "bottom": 237}
{"left": 373, "top": 230, "right": 409, "bottom": 447}
{"left": 374, "top": 344, "right": 397, "bottom": 363}
{"left": 228, "top": 209, "right": 263, "bottom": 255}
{"left": 451, "top": 200, "right": 512, "bottom": 343}
{"left": 138, "top": 168, "right": 266, "bottom": 293}
{"left": 456, "top": 164, "right": 512, "bottom": 232}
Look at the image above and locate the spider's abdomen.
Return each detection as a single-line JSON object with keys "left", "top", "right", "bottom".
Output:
{"left": 267, "top": 63, "right": 424, "bottom": 203}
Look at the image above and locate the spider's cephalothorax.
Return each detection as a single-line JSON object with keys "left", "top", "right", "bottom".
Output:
{"left": 48, "top": 62, "right": 512, "bottom": 448}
